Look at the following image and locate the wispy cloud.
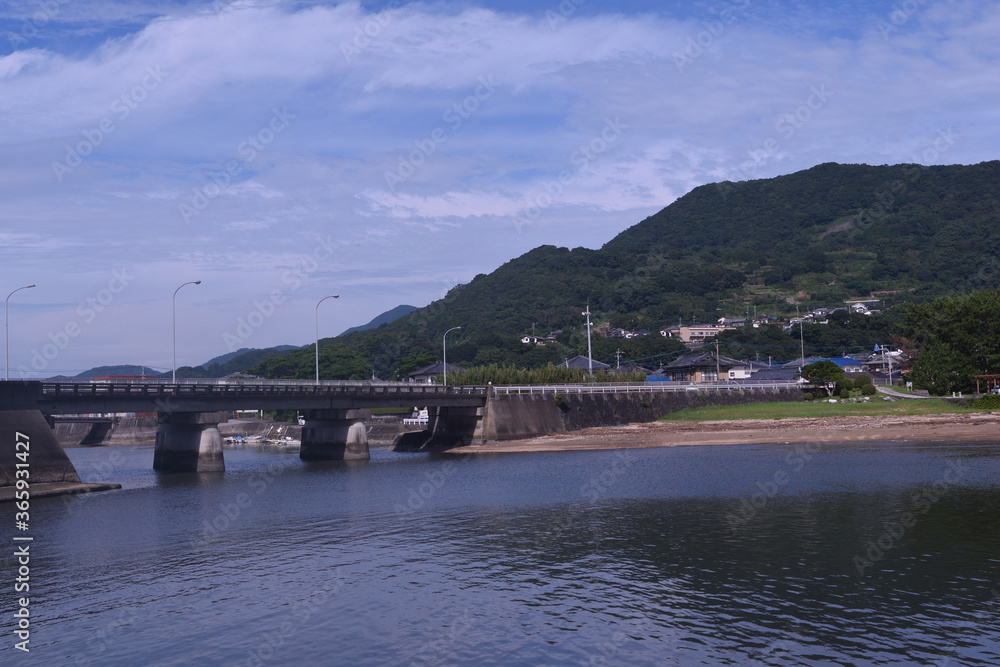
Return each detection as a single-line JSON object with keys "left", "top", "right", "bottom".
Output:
{"left": 1, "top": 0, "right": 998, "bottom": 372}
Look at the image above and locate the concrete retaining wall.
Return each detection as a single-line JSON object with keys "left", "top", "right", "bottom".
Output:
{"left": 0, "top": 410, "right": 82, "bottom": 486}
{"left": 482, "top": 393, "right": 566, "bottom": 440}
{"left": 558, "top": 388, "right": 803, "bottom": 430}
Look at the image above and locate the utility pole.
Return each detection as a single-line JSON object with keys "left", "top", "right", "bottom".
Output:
{"left": 582, "top": 304, "right": 594, "bottom": 375}
{"left": 799, "top": 320, "right": 806, "bottom": 368}
{"left": 715, "top": 339, "right": 720, "bottom": 383}
{"left": 615, "top": 348, "right": 622, "bottom": 369}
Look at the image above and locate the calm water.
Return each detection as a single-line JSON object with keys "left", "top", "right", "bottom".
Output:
{"left": 2, "top": 439, "right": 999, "bottom": 666}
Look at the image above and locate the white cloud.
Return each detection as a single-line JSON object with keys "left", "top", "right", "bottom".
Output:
{"left": 1, "top": 0, "right": 998, "bottom": 371}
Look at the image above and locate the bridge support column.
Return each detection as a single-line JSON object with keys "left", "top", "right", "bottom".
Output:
{"left": 153, "top": 411, "right": 227, "bottom": 473}
{"left": 300, "top": 409, "right": 370, "bottom": 462}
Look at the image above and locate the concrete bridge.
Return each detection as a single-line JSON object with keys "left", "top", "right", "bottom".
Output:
{"left": 0, "top": 379, "right": 492, "bottom": 477}
{"left": 1, "top": 378, "right": 800, "bottom": 494}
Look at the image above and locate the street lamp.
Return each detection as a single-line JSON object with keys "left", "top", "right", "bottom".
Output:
{"left": 443, "top": 326, "right": 461, "bottom": 386}
{"left": 5, "top": 284, "right": 35, "bottom": 381}
{"left": 315, "top": 295, "right": 339, "bottom": 384}
{"left": 172, "top": 280, "right": 201, "bottom": 383}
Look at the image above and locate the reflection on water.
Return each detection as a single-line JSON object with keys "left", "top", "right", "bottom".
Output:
{"left": 3, "top": 441, "right": 999, "bottom": 665}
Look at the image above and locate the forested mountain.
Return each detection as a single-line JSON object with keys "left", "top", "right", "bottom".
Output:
{"left": 252, "top": 161, "right": 1000, "bottom": 380}
{"left": 338, "top": 305, "right": 418, "bottom": 336}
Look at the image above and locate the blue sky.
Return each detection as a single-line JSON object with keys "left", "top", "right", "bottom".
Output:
{"left": 1, "top": 0, "right": 998, "bottom": 376}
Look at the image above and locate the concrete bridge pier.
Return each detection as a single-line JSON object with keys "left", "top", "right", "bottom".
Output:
{"left": 153, "top": 411, "right": 227, "bottom": 473}
{"left": 300, "top": 409, "right": 371, "bottom": 462}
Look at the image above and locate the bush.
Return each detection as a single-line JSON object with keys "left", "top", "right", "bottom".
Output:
{"left": 839, "top": 388, "right": 852, "bottom": 399}
{"left": 835, "top": 379, "right": 854, "bottom": 394}
{"left": 803, "top": 392, "right": 814, "bottom": 401}
{"left": 973, "top": 394, "right": 1000, "bottom": 410}
{"left": 861, "top": 384, "right": 877, "bottom": 396}
{"left": 854, "top": 374, "right": 873, "bottom": 387}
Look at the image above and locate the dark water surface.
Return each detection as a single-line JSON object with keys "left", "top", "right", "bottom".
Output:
{"left": 2, "top": 440, "right": 999, "bottom": 666}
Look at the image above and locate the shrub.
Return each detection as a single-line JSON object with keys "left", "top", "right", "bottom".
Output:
{"left": 839, "top": 388, "right": 851, "bottom": 399}
{"left": 803, "top": 392, "right": 814, "bottom": 401}
{"left": 854, "top": 374, "right": 873, "bottom": 387}
{"left": 974, "top": 394, "right": 1000, "bottom": 410}
{"left": 835, "top": 379, "right": 854, "bottom": 394}
{"left": 861, "top": 384, "right": 877, "bottom": 396}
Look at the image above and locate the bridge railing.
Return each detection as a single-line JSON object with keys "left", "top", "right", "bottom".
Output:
{"left": 492, "top": 381, "right": 799, "bottom": 395}
{"left": 38, "top": 381, "right": 490, "bottom": 399}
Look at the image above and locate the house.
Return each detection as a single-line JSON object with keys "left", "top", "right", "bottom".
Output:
{"left": 408, "top": 361, "right": 465, "bottom": 384}
{"left": 726, "top": 359, "right": 772, "bottom": 380}
{"left": 660, "top": 325, "right": 681, "bottom": 338}
{"left": 563, "top": 355, "right": 611, "bottom": 371}
{"left": 663, "top": 353, "right": 737, "bottom": 383}
{"left": 662, "top": 324, "right": 724, "bottom": 343}
{"left": 782, "top": 356, "right": 866, "bottom": 374}
{"left": 735, "top": 366, "right": 805, "bottom": 384}
{"left": 521, "top": 335, "right": 544, "bottom": 345}
{"left": 615, "top": 364, "right": 651, "bottom": 376}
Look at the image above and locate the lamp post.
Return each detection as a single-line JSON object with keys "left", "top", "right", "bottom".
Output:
{"left": 5, "top": 284, "right": 35, "bottom": 381}
{"left": 443, "top": 326, "right": 461, "bottom": 386}
{"left": 315, "top": 295, "right": 339, "bottom": 384}
{"left": 172, "top": 280, "right": 201, "bottom": 383}
{"left": 582, "top": 304, "right": 593, "bottom": 376}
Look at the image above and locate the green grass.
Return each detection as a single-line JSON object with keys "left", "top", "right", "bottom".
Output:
{"left": 660, "top": 398, "right": 983, "bottom": 422}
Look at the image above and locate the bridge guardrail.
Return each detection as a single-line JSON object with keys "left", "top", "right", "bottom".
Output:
{"left": 39, "top": 381, "right": 490, "bottom": 399}
{"left": 492, "top": 382, "right": 799, "bottom": 395}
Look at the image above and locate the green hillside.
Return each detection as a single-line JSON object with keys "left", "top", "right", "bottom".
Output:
{"left": 253, "top": 161, "right": 1000, "bottom": 379}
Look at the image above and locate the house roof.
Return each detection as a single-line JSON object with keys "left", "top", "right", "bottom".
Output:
{"left": 408, "top": 361, "right": 465, "bottom": 377}
{"left": 564, "top": 355, "right": 611, "bottom": 370}
{"left": 738, "top": 367, "right": 802, "bottom": 382}
{"left": 664, "top": 353, "right": 737, "bottom": 370}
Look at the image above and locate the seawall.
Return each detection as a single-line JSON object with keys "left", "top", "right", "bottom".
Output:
{"left": 393, "top": 387, "right": 803, "bottom": 451}
{"left": 557, "top": 387, "right": 803, "bottom": 430}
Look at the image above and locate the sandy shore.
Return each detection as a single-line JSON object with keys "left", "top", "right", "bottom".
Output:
{"left": 444, "top": 412, "right": 1000, "bottom": 454}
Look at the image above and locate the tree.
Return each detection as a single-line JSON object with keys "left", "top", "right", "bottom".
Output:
{"left": 800, "top": 360, "right": 844, "bottom": 396}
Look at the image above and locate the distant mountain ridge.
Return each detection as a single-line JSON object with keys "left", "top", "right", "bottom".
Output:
{"left": 311, "top": 160, "right": 1000, "bottom": 378}
{"left": 339, "top": 305, "right": 418, "bottom": 336}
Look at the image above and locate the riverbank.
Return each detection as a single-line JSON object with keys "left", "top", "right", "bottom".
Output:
{"left": 443, "top": 412, "right": 1000, "bottom": 454}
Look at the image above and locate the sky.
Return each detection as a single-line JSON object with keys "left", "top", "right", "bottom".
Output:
{"left": 1, "top": 0, "right": 998, "bottom": 377}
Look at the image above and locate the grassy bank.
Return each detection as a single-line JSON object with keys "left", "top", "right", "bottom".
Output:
{"left": 661, "top": 398, "right": 981, "bottom": 422}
